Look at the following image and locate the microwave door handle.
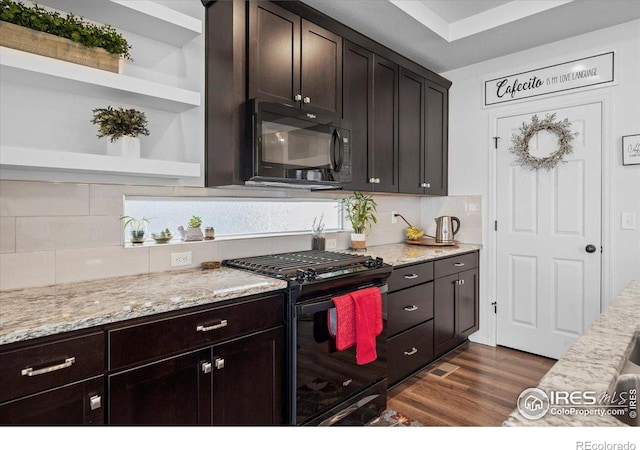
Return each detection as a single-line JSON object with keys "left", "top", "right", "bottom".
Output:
{"left": 333, "top": 129, "right": 344, "bottom": 173}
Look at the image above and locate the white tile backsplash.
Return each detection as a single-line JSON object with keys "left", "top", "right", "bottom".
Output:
{"left": 16, "top": 216, "right": 121, "bottom": 252}
{"left": 0, "top": 180, "right": 89, "bottom": 217}
{"left": 0, "top": 217, "right": 15, "bottom": 253}
{"left": 0, "top": 180, "right": 483, "bottom": 290}
{"left": 0, "top": 251, "right": 55, "bottom": 290}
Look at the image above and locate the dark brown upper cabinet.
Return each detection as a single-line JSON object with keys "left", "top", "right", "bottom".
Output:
{"left": 398, "top": 70, "right": 449, "bottom": 196}
{"left": 248, "top": 1, "right": 342, "bottom": 117}
{"left": 343, "top": 40, "right": 398, "bottom": 193}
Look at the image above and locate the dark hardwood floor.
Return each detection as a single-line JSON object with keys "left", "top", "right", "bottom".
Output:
{"left": 386, "top": 342, "right": 557, "bottom": 426}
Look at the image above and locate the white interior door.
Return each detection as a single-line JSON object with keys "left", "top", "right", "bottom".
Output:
{"left": 496, "top": 103, "right": 602, "bottom": 359}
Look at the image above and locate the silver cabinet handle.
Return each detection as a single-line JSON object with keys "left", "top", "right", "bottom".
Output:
{"left": 89, "top": 395, "right": 102, "bottom": 411}
{"left": 420, "top": 182, "right": 431, "bottom": 188}
{"left": 303, "top": 96, "right": 311, "bottom": 104}
{"left": 376, "top": 178, "right": 381, "bottom": 183}
{"left": 404, "top": 305, "right": 418, "bottom": 312}
{"left": 461, "top": 279, "right": 465, "bottom": 285}
{"left": 202, "top": 362, "right": 212, "bottom": 374}
{"left": 404, "top": 347, "right": 418, "bottom": 356}
{"left": 454, "top": 262, "right": 465, "bottom": 267}
{"left": 21, "top": 357, "right": 75, "bottom": 377}
{"left": 196, "top": 319, "right": 227, "bottom": 332}
{"left": 369, "top": 177, "right": 376, "bottom": 184}
{"left": 404, "top": 274, "right": 419, "bottom": 280}
{"left": 214, "top": 358, "right": 225, "bottom": 370}
{"left": 294, "top": 94, "right": 302, "bottom": 101}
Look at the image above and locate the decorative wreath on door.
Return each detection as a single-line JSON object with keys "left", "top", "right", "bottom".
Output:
{"left": 509, "top": 113, "right": 577, "bottom": 170}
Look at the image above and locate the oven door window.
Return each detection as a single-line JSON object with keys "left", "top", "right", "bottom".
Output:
{"left": 258, "top": 112, "right": 338, "bottom": 182}
{"left": 296, "top": 306, "right": 386, "bottom": 425}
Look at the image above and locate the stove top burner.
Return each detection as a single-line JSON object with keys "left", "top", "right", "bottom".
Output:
{"left": 223, "top": 250, "right": 384, "bottom": 282}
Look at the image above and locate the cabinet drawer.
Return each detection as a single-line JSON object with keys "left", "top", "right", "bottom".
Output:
{"left": 0, "top": 333, "right": 104, "bottom": 403}
{"left": 387, "top": 320, "right": 434, "bottom": 385}
{"left": 434, "top": 252, "right": 478, "bottom": 279}
{"left": 387, "top": 282, "right": 433, "bottom": 336}
{"left": 109, "top": 294, "right": 284, "bottom": 370}
{"left": 387, "top": 262, "right": 433, "bottom": 292}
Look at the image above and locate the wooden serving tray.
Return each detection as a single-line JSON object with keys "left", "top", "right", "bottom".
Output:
{"left": 406, "top": 237, "right": 458, "bottom": 247}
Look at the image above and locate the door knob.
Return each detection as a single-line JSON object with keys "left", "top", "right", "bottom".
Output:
{"left": 585, "top": 244, "right": 597, "bottom": 253}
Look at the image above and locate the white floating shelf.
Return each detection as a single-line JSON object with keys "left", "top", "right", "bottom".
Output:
{"left": 0, "top": 47, "right": 201, "bottom": 112}
{"left": 36, "top": 0, "right": 202, "bottom": 47}
{"left": 1, "top": 147, "right": 201, "bottom": 179}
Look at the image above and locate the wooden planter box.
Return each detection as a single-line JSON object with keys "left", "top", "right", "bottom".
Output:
{"left": 0, "top": 21, "right": 120, "bottom": 73}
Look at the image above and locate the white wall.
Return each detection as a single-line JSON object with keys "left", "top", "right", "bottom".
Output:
{"left": 442, "top": 19, "right": 640, "bottom": 345}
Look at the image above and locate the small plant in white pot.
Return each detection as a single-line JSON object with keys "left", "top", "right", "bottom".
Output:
{"left": 341, "top": 192, "right": 377, "bottom": 251}
{"left": 178, "top": 215, "right": 204, "bottom": 241}
{"left": 91, "top": 106, "right": 149, "bottom": 158}
{"left": 120, "top": 215, "right": 150, "bottom": 244}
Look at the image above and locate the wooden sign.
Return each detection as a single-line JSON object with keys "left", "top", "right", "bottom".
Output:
{"left": 484, "top": 52, "right": 614, "bottom": 107}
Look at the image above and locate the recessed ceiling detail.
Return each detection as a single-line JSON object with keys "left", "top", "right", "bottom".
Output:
{"left": 390, "top": 0, "right": 575, "bottom": 42}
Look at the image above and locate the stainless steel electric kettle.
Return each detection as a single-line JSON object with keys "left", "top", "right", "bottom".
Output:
{"left": 434, "top": 216, "right": 460, "bottom": 243}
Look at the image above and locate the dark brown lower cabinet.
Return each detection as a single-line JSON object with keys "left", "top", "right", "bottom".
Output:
{"left": 108, "top": 327, "right": 284, "bottom": 426}
{"left": 0, "top": 377, "right": 103, "bottom": 425}
{"left": 434, "top": 268, "right": 479, "bottom": 356}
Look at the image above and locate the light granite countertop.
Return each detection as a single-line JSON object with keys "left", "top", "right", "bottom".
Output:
{"left": 0, "top": 268, "right": 287, "bottom": 345}
{"left": 504, "top": 280, "right": 640, "bottom": 427}
{"left": 352, "top": 242, "right": 482, "bottom": 266}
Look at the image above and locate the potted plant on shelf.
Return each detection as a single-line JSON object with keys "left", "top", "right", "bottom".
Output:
{"left": 0, "top": 0, "right": 131, "bottom": 73}
{"left": 178, "top": 215, "right": 204, "bottom": 241}
{"left": 120, "top": 215, "right": 150, "bottom": 244}
{"left": 91, "top": 106, "right": 150, "bottom": 158}
{"left": 151, "top": 227, "right": 173, "bottom": 244}
{"left": 311, "top": 214, "right": 326, "bottom": 251}
{"left": 341, "top": 192, "right": 377, "bottom": 251}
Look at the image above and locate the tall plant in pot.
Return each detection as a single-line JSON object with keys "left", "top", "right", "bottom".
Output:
{"left": 120, "top": 215, "right": 150, "bottom": 244}
{"left": 91, "top": 106, "right": 149, "bottom": 158}
{"left": 341, "top": 192, "right": 377, "bottom": 250}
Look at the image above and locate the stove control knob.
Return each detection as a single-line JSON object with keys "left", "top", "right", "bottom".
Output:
{"left": 363, "top": 259, "right": 375, "bottom": 268}
{"left": 295, "top": 269, "right": 306, "bottom": 283}
{"left": 306, "top": 268, "right": 317, "bottom": 281}
{"left": 375, "top": 257, "right": 384, "bottom": 267}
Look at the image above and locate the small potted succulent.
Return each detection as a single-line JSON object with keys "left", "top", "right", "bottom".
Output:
{"left": 151, "top": 227, "right": 173, "bottom": 244}
{"left": 341, "top": 192, "right": 377, "bottom": 251}
{"left": 178, "top": 215, "right": 204, "bottom": 241}
{"left": 120, "top": 215, "right": 150, "bottom": 244}
{"left": 91, "top": 106, "right": 150, "bottom": 158}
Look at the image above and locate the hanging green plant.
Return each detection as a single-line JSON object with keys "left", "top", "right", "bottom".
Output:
{"left": 0, "top": 0, "right": 132, "bottom": 60}
{"left": 509, "top": 113, "right": 578, "bottom": 171}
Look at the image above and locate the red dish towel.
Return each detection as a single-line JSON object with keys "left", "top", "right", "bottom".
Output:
{"left": 351, "top": 287, "right": 383, "bottom": 365}
{"left": 328, "top": 287, "right": 382, "bottom": 365}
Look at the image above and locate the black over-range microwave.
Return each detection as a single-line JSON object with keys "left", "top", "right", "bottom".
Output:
{"left": 245, "top": 99, "right": 351, "bottom": 189}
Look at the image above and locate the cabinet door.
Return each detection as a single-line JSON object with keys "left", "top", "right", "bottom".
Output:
{"left": 457, "top": 268, "right": 479, "bottom": 337}
{"left": 301, "top": 20, "right": 342, "bottom": 116}
{"left": 248, "top": 1, "right": 300, "bottom": 106}
{"left": 372, "top": 55, "right": 399, "bottom": 193}
{"left": 0, "top": 377, "right": 103, "bottom": 425}
{"left": 398, "top": 68, "right": 425, "bottom": 194}
{"left": 342, "top": 40, "right": 373, "bottom": 191}
{"left": 212, "top": 327, "right": 284, "bottom": 425}
{"left": 424, "top": 81, "right": 448, "bottom": 196}
{"left": 109, "top": 349, "right": 211, "bottom": 425}
{"left": 434, "top": 273, "right": 459, "bottom": 355}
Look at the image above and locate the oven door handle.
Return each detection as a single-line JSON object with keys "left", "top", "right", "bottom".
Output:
{"left": 296, "top": 284, "right": 388, "bottom": 315}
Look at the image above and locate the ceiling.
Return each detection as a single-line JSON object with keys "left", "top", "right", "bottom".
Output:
{"left": 300, "top": 0, "right": 640, "bottom": 74}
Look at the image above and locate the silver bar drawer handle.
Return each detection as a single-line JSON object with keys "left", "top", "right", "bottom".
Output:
{"left": 404, "top": 347, "right": 418, "bottom": 356}
{"left": 202, "top": 362, "right": 212, "bottom": 374}
{"left": 404, "top": 305, "right": 419, "bottom": 312}
{"left": 454, "top": 262, "right": 465, "bottom": 267}
{"left": 21, "top": 357, "right": 75, "bottom": 377}
{"left": 294, "top": 94, "right": 302, "bottom": 101}
{"left": 404, "top": 274, "right": 419, "bottom": 280}
{"left": 369, "top": 177, "right": 376, "bottom": 184}
{"left": 214, "top": 358, "right": 225, "bottom": 370}
{"left": 461, "top": 279, "right": 465, "bottom": 285}
{"left": 196, "top": 320, "right": 228, "bottom": 332}
{"left": 303, "top": 96, "right": 311, "bottom": 104}
{"left": 89, "top": 395, "right": 102, "bottom": 411}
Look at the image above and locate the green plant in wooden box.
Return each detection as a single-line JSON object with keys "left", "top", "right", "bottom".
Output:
{"left": 91, "top": 106, "right": 150, "bottom": 158}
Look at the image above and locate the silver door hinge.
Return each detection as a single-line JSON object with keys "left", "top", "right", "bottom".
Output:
{"left": 491, "top": 301, "right": 497, "bottom": 314}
